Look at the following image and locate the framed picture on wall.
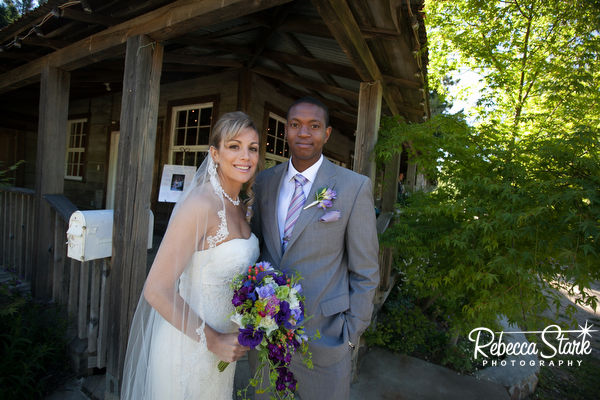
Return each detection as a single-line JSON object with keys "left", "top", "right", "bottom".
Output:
{"left": 158, "top": 164, "right": 197, "bottom": 203}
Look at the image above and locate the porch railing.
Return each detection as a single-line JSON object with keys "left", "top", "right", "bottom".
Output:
{"left": 0, "top": 188, "right": 111, "bottom": 370}
{"left": 0, "top": 187, "right": 36, "bottom": 281}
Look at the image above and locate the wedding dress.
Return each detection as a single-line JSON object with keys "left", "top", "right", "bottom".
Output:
{"left": 121, "top": 153, "right": 260, "bottom": 400}
{"left": 147, "top": 234, "right": 259, "bottom": 399}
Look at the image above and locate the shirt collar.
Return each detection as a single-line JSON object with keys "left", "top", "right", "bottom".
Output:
{"left": 285, "top": 154, "right": 324, "bottom": 184}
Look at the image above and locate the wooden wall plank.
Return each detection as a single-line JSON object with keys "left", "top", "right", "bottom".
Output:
{"left": 88, "top": 260, "right": 102, "bottom": 357}
{"left": 96, "top": 259, "right": 110, "bottom": 369}
{"left": 105, "top": 35, "right": 163, "bottom": 395}
{"left": 68, "top": 259, "right": 79, "bottom": 316}
{"left": 353, "top": 81, "right": 382, "bottom": 183}
{"left": 78, "top": 261, "right": 89, "bottom": 339}
{"left": 33, "top": 65, "right": 70, "bottom": 299}
{"left": 25, "top": 195, "right": 34, "bottom": 281}
{"left": 0, "top": 192, "right": 4, "bottom": 267}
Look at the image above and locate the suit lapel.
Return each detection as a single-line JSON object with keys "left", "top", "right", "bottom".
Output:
{"left": 283, "top": 159, "right": 337, "bottom": 254}
{"left": 263, "top": 164, "right": 287, "bottom": 261}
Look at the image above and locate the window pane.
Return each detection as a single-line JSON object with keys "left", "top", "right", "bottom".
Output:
{"left": 266, "top": 136, "right": 274, "bottom": 154}
{"left": 187, "top": 108, "right": 199, "bottom": 127}
{"left": 284, "top": 142, "right": 289, "bottom": 158}
{"left": 177, "top": 110, "right": 186, "bottom": 128}
{"left": 198, "top": 127, "right": 210, "bottom": 144}
{"left": 276, "top": 121, "right": 285, "bottom": 139}
{"left": 176, "top": 128, "right": 185, "bottom": 145}
{"left": 196, "top": 152, "right": 207, "bottom": 167}
{"left": 268, "top": 117, "right": 276, "bottom": 137}
{"left": 184, "top": 152, "right": 195, "bottom": 166}
{"left": 275, "top": 139, "right": 283, "bottom": 156}
{"left": 174, "top": 152, "right": 183, "bottom": 165}
{"left": 185, "top": 128, "right": 197, "bottom": 145}
{"left": 200, "top": 107, "right": 212, "bottom": 126}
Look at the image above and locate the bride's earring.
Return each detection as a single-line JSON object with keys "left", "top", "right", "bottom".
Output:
{"left": 208, "top": 158, "right": 218, "bottom": 178}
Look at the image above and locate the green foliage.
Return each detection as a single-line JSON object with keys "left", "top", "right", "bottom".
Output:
{"left": 364, "top": 284, "right": 491, "bottom": 374}
{"left": 0, "top": 281, "right": 70, "bottom": 400}
{"left": 0, "top": 161, "right": 24, "bottom": 188}
{"left": 375, "top": 0, "right": 600, "bottom": 336}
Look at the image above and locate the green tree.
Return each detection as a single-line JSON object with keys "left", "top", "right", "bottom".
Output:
{"left": 0, "top": 1, "right": 45, "bottom": 28}
{"left": 377, "top": 0, "right": 600, "bottom": 337}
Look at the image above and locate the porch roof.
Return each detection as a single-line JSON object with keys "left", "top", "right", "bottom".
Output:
{"left": 0, "top": 0, "right": 429, "bottom": 130}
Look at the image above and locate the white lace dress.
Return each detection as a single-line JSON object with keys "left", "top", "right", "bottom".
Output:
{"left": 146, "top": 234, "right": 259, "bottom": 399}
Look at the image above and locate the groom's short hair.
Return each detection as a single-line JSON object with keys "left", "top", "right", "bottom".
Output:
{"left": 287, "top": 96, "right": 330, "bottom": 128}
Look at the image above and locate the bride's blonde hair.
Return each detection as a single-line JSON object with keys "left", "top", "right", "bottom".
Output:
{"left": 209, "top": 111, "right": 259, "bottom": 220}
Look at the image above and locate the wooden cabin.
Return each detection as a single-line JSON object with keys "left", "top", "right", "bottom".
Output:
{"left": 0, "top": 0, "right": 429, "bottom": 397}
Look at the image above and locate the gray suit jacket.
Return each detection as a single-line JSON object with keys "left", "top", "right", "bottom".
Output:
{"left": 251, "top": 158, "right": 379, "bottom": 367}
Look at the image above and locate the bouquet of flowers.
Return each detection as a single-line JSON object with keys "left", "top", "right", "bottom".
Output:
{"left": 218, "top": 261, "right": 315, "bottom": 398}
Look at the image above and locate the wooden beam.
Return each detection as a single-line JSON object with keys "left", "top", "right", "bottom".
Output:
{"left": 383, "top": 74, "right": 421, "bottom": 90}
{"left": 163, "top": 53, "right": 243, "bottom": 68}
{"left": 247, "top": 7, "right": 291, "bottom": 68}
{"left": 32, "top": 65, "right": 70, "bottom": 299}
{"left": 0, "top": 0, "right": 293, "bottom": 93}
{"left": 237, "top": 68, "right": 252, "bottom": 112}
{"left": 22, "top": 36, "right": 70, "bottom": 50}
{"left": 311, "top": 0, "right": 399, "bottom": 115}
{"left": 263, "top": 50, "right": 360, "bottom": 80}
{"left": 278, "top": 17, "right": 332, "bottom": 38}
{"left": 252, "top": 65, "right": 358, "bottom": 101}
{"left": 105, "top": 35, "right": 163, "bottom": 395}
{"left": 353, "top": 81, "right": 382, "bottom": 182}
{"left": 60, "top": 8, "right": 123, "bottom": 27}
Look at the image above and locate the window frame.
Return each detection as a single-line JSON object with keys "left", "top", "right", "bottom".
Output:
{"left": 167, "top": 101, "right": 215, "bottom": 167}
{"left": 264, "top": 111, "right": 290, "bottom": 165}
{"left": 64, "top": 117, "right": 88, "bottom": 181}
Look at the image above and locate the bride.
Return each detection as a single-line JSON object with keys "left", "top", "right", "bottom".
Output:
{"left": 121, "top": 112, "right": 260, "bottom": 399}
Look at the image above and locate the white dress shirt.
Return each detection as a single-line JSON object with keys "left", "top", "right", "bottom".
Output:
{"left": 277, "top": 155, "right": 324, "bottom": 242}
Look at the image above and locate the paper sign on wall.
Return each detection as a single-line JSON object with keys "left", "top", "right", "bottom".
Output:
{"left": 158, "top": 165, "right": 197, "bottom": 203}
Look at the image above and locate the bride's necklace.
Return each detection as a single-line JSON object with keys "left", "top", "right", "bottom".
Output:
{"left": 222, "top": 189, "right": 240, "bottom": 206}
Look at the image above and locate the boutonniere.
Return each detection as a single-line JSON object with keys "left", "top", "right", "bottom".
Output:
{"left": 304, "top": 187, "right": 337, "bottom": 210}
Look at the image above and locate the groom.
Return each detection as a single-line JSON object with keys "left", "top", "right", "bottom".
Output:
{"left": 251, "top": 97, "right": 380, "bottom": 399}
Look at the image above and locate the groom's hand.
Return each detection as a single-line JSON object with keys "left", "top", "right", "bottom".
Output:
{"left": 205, "top": 325, "right": 250, "bottom": 363}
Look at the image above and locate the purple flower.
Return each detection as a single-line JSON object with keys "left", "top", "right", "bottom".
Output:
{"left": 275, "top": 301, "right": 291, "bottom": 325}
{"left": 292, "top": 283, "right": 303, "bottom": 294}
{"left": 273, "top": 274, "right": 286, "bottom": 286}
{"left": 291, "top": 307, "right": 303, "bottom": 323}
{"left": 232, "top": 291, "right": 245, "bottom": 307}
{"left": 265, "top": 296, "right": 280, "bottom": 316}
{"left": 267, "top": 343, "right": 284, "bottom": 362}
{"left": 238, "top": 326, "right": 264, "bottom": 348}
{"left": 256, "top": 284, "right": 275, "bottom": 299}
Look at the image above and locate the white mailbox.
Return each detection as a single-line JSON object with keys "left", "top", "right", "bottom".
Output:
{"left": 67, "top": 210, "right": 153, "bottom": 261}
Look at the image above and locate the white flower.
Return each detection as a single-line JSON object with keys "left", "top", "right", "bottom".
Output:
{"left": 258, "top": 316, "right": 279, "bottom": 335}
{"left": 230, "top": 313, "right": 244, "bottom": 327}
{"left": 288, "top": 292, "right": 299, "bottom": 310}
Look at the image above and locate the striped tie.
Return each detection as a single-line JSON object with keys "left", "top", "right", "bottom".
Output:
{"left": 282, "top": 173, "right": 308, "bottom": 252}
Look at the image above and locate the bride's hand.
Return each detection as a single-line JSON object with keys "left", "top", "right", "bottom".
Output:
{"left": 204, "top": 325, "right": 249, "bottom": 363}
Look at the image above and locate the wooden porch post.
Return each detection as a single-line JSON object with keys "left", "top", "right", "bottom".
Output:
{"left": 105, "top": 35, "right": 163, "bottom": 399}
{"left": 353, "top": 81, "right": 382, "bottom": 183}
{"left": 237, "top": 68, "right": 252, "bottom": 113}
{"left": 33, "top": 65, "right": 70, "bottom": 299}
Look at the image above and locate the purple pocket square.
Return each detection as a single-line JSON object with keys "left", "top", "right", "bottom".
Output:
{"left": 320, "top": 210, "right": 341, "bottom": 222}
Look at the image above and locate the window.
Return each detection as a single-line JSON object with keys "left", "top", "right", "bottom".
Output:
{"left": 264, "top": 112, "right": 289, "bottom": 168}
{"left": 169, "top": 103, "right": 213, "bottom": 167}
{"left": 326, "top": 156, "right": 347, "bottom": 168}
{"left": 65, "top": 118, "right": 87, "bottom": 180}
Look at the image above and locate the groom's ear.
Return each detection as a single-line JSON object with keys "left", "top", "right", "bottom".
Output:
{"left": 324, "top": 126, "right": 332, "bottom": 144}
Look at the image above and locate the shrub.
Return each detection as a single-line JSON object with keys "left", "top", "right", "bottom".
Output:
{"left": 0, "top": 280, "right": 71, "bottom": 399}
